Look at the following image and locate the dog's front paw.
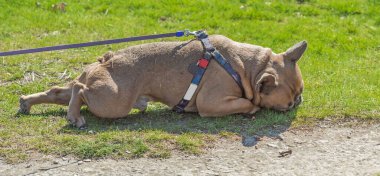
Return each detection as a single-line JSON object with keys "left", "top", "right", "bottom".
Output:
{"left": 249, "top": 106, "right": 260, "bottom": 115}
{"left": 18, "top": 96, "right": 30, "bottom": 114}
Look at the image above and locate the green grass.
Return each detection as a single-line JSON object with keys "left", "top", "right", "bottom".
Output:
{"left": 0, "top": 0, "right": 379, "bottom": 163}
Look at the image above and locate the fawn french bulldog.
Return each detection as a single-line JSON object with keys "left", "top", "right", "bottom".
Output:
{"left": 19, "top": 35, "right": 306, "bottom": 127}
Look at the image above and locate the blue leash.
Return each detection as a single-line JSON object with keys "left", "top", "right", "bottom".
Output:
{"left": 0, "top": 29, "right": 245, "bottom": 112}
{"left": 0, "top": 31, "right": 187, "bottom": 57}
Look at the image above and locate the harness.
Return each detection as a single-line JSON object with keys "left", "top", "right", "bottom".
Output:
{"left": 173, "top": 31, "right": 244, "bottom": 113}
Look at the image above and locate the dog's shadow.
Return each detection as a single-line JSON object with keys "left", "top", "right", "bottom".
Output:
{"left": 54, "top": 104, "right": 298, "bottom": 147}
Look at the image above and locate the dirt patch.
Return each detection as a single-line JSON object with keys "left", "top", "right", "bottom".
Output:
{"left": 1, "top": 123, "right": 379, "bottom": 176}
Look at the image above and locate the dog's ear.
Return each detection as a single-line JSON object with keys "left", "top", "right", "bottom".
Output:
{"left": 256, "top": 73, "right": 278, "bottom": 95}
{"left": 283, "top": 41, "right": 307, "bottom": 62}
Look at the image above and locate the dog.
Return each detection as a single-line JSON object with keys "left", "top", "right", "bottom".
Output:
{"left": 18, "top": 35, "right": 307, "bottom": 128}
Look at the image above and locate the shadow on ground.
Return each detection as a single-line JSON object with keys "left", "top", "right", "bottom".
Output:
{"left": 52, "top": 104, "right": 299, "bottom": 146}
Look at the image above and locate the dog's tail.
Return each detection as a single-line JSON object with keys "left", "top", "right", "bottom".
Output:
{"left": 97, "top": 51, "right": 114, "bottom": 63}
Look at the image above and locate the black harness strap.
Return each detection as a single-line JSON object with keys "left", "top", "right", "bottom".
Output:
{"left": 212, "top": 50, "right": 244, "bottom": 92}
{"left": 173, "top": 31, "right": 244, "bottom": 113}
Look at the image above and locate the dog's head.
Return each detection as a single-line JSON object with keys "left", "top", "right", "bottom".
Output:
{"left": 254, "top": 41, "right": 307, "bottom": 111}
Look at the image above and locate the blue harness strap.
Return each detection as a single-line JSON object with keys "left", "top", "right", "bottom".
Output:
{"left": 173, "top": 31, "right": 244, "bottom": 113}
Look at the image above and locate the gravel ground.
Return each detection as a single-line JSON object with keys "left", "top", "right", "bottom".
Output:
{"left": 1, "top": 123, "right": 379, "bottom": 176}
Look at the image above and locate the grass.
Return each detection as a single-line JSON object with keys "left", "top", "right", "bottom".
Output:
{"left": 0, "top": 0, "right": 379, "bottom": 163}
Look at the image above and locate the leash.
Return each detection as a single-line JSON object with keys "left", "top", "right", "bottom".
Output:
{"left": 0, "top": 29, "right": 244, "bottom": 113}
{"left": 0, "top": 30, "right": 191, "bottom": 57}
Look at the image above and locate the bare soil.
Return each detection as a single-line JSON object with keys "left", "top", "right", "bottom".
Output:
{"left": 1, "top": 122, "right": 379, "bottom": 176}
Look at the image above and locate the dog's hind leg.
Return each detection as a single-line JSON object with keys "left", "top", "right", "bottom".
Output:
{"left": 67, "top": 82, "right": 87, "bottom": 128}
{"left": 18, "top": 85, "right": 72, "bottom": 114}
{"left": 133, "top": 96, "right": 150, "bottom": 112}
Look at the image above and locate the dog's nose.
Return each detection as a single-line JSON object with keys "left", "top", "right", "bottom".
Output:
{"left": 288, "top": 102, "right": 295, "bottom": 109}
{"left": 287, "top": 95, "right": 303, "bottom": 110}
{"left": 295, "top": 95, "right": 303, "bottom": 106}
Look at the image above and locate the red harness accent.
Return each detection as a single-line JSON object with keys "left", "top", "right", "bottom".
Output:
{"left": 197, "top": 58, "right": 209, "bottom": 68}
